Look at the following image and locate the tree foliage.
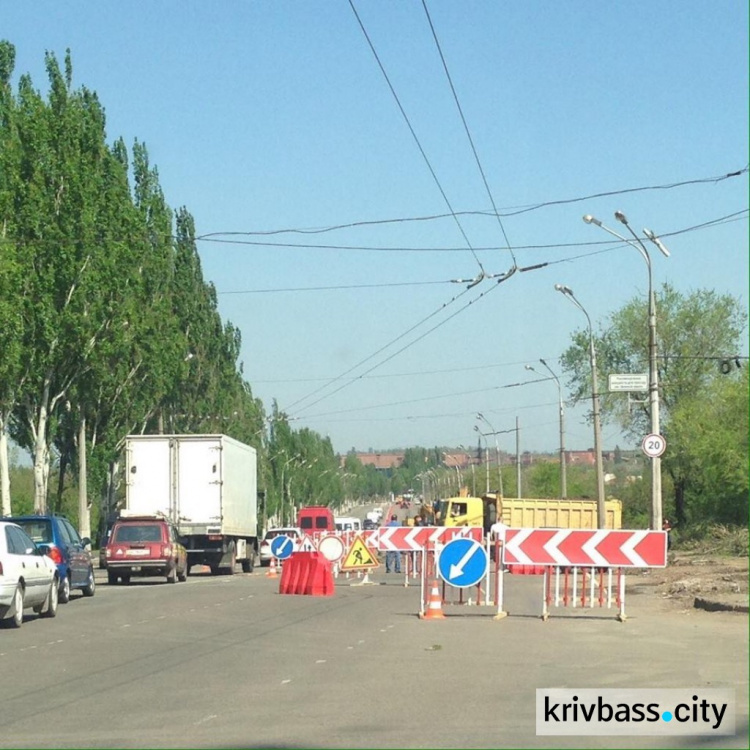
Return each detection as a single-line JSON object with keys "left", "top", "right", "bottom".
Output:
{"left": 560, "top": 283, "right": 748, "bottom": 526}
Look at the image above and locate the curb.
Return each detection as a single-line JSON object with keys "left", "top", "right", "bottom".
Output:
{"left": 693, "top": 597, "right": 749, "bottom": 614}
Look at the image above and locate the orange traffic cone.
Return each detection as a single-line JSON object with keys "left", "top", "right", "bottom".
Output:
{"left": 420, "top": 579, "right": 446, "bottom": 620}
{"left": 266, "top": 556, "right": 279, "bottom": 578}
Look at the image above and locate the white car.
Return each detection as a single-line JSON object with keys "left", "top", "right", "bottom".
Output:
{"left": 0, "top": 521, "right": 59, "bottom": 628}
{"left": 259, "top": 527, "right": 301, "bottom": 567}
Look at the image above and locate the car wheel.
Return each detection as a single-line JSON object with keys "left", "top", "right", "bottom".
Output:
{"left": 178, "top": 561, "right": 188, "bottom": 582}
{"left": 82, "top": 568, "right": 96, "bottom": 597}
{"left": 121, "top": 575, "right": 131, "bottom": 585}
{"left": 107, "top": 571, "right": 118, "bottom": 585}
{"left": 260, "top": 559, "right": 270, "bottom": 567}
{"left": 9, "top": 586, "right": 24, "bottom": 628}
{"left": 41, "top": 577, "right": 59, "bottom": 618}
{"left": 59, "top": 575, "right": 71, "bottom": 604}
{"left": 167, "top": 563, "right": 177, "bottom": 584}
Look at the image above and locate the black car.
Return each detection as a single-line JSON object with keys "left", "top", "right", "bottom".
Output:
{"left": 362, "top": 518, "right": 378, "bottom": 530}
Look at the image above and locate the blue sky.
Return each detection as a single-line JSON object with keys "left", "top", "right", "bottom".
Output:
{"left": 3, "top": 1, "right": 748, "bottom": 457}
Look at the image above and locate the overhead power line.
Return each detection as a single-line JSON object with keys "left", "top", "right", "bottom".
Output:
{"left": 347, "top": 0, "right": 486, "bottom": 277}
{"left": 202, "top": 208, "right": 748, "bottom": 255}
{"left": 195, "top": 166, "right": 748, "bottom": 239}
{"left": 215, "top": 209, "right": 747, "bottom": 294}
{"left": 420, "top": 0, "right": 517, "bottom": 274}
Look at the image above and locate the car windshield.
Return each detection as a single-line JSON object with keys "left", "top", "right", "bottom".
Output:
{"left": 13, "top": 519, "right": 53, "bottom": 544}
{"left": 264, "top": 529, "right": 296, "bottom": 541}
{"left": 113, "top": 524, "right": 162, "bottom": 543}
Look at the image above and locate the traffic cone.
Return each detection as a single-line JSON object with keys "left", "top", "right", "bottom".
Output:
{"left": 266, "top": 556, "right": 279, "bottom": 578}
{"left": 419, "top": 579, "right": 446, "bottom": 620}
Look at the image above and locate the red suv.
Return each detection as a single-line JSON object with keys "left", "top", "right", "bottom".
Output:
{"left": 105, "top": 515, "right": 188, "bottom": 585}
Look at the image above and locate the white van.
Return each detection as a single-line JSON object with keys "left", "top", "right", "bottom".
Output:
{"left": 334, "top": 517, "right": 362, "bottom": 533}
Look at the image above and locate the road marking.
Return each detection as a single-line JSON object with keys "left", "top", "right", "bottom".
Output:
{"left": 194, "top": 714, "right": 217, "bottom": 726}
{"left": 315, "top": 659, "right": 326, "bottom": 664}
{"left": 281, "top": 679, "right": 291, "bottom": 684}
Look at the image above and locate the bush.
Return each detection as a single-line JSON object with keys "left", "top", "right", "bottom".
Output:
{"left": 676, "top": 522, "right": 749, "bottom": 557}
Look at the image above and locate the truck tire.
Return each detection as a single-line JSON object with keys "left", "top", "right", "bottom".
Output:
{"left": 241, "top": 555, "right": 254, "bottom": 573}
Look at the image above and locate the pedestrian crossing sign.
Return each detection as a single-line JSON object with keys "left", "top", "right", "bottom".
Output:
{"left": 340, "top": 535, "right": 379, "bottom": 571}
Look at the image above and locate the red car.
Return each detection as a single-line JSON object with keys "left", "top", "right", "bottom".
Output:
{"left": 105, "top": 515, "right": 188, "bottom": 585}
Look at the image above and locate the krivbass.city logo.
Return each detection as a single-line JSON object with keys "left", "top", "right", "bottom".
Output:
{"left": 536, "top": 688, "right": 735, "bottom": 736}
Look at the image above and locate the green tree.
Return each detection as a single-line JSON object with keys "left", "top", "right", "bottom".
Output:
{"left": 560, "top": 283, "right": 747, "bottom": 526}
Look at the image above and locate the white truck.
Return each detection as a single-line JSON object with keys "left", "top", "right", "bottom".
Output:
{"left": 123, "top": 434, "right": 258, "bottom": 574}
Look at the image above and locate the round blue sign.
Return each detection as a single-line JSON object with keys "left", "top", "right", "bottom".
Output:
{"left": 437, "top": 538, "right": 488, "bottom": 588}
{"left": 270, "top": 535, "right": 295, "bottom": 560}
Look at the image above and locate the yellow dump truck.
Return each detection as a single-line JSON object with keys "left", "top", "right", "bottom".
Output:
{"left": 435, "top": 493, "right": 622, "bottom": 532}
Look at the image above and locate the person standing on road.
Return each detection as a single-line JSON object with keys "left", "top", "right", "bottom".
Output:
{"left": 663, "top": 518, "right": 673, "bottom": 550}
{"left": 385, "top": 514, "right": 402, "bottom": 573}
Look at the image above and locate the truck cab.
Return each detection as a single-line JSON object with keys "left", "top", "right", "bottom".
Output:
{"left": 297, "top": 506, "right": 335, "bottom": 533}
{"left": 436, "top": 494, "right": 497, "bottom": 534}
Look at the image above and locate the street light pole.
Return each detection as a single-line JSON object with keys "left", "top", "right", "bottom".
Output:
{"left": 476, "top": 412, "right": 504, "bottom": 498}
{"left": 554, "top": 284, "right": 606, "bottom": 528}
{"left": 525, "top": 361, "right": 567, "bottom": 498}
{"left": 583, "top": 213, "right": 670, "bottom": 531}
{"left": 473, "top": 426, "right": 490, "bottom": 494}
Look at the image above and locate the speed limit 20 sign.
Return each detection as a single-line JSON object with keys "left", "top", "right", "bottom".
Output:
{"left": 642, "top": 433, "right": 667, "bottom": 458}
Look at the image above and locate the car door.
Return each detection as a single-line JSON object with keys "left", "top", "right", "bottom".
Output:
{"left": 60, "top": 518, "right": 89, "bottom": 586}
{"left": 6, "top": 525, "right": 50, "bottom": 608}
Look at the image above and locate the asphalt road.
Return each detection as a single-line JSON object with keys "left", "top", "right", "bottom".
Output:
{"left": 0, "top": 565, "right": 747, "bottom": 749}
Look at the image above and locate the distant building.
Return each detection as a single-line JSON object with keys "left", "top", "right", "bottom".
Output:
{"left": 352, "top": 452, "right": 405, "bottom": 471}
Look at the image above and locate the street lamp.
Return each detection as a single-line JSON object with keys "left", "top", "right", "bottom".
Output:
{"left": 583, "top": 212, "right": 670, "bottom": 530}
{"left": 473, "top": 426, "right": 491, "bottom": 494}
{"left": 442, "top": 452, "right": 463, "bottom": 494}
{"left": 525, "top": 361, "right": 567, "bottom": 498}
{"left": 554, "top": 284, "right": 606, "bottom": 528}
{"left": 476, "top": 413, "right": 504, "bottom": 498}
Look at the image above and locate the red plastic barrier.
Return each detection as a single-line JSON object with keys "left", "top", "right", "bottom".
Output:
{"left": 278, "top": 552, "right": 334, "bottom": 596}
{"left": 507, "top": 564, "right": 546, "bottom": 575}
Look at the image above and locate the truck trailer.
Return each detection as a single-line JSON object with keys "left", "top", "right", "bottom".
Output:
{"left": 432, "top": 493, "right": 622, "bottom": 532}
{"left": 124, "top": 434, "right": 258, "bottom": 574}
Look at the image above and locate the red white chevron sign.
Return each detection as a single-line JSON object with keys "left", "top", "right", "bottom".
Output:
{"left": 502, "top": 529, "right": 667, "bottom": 568}
{"left": 377, "top": 526, "right": 482, "bottom": 552}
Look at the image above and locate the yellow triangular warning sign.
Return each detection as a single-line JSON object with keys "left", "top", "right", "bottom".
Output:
{"left": 340, "top": 535, "right": 380, "bottom": 571}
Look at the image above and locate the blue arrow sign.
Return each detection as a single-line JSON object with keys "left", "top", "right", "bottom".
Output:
{"left": 437, "top": 538, "right": 488, "bottom": 588}
{"left": 270, "top": 535, "right": 295, "bottom": 560}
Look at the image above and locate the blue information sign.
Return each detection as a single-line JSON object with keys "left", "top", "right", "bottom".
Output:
{"left": 437, "top": 538, "right": 488, "bottom": 588}
{"left": 270, "top": 535, "right": 295, "bottom": 560}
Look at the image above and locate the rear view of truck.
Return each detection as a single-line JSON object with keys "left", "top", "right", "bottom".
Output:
{"left": 125, "top": 434, "right": 258, "bottom": 575}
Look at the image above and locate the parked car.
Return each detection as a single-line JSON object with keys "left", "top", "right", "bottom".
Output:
{"left": 0, "top": 521, "right": 59, "bottom": 627}
{"left": 105, "top": 514, "right": 188, "bottom": 585}
{"left": 362, "top": 518, "right": 379, "bottom": 531}
{"left": 5, "top": 514, "right": 95, "bottom": 603}
{"left": 259, "top": 527, "right": 301, "bottom": 566}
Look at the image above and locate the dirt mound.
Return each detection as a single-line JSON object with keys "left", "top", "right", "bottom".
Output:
{"left": 629, "top": 551, "right": 748, "bottom": 613}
